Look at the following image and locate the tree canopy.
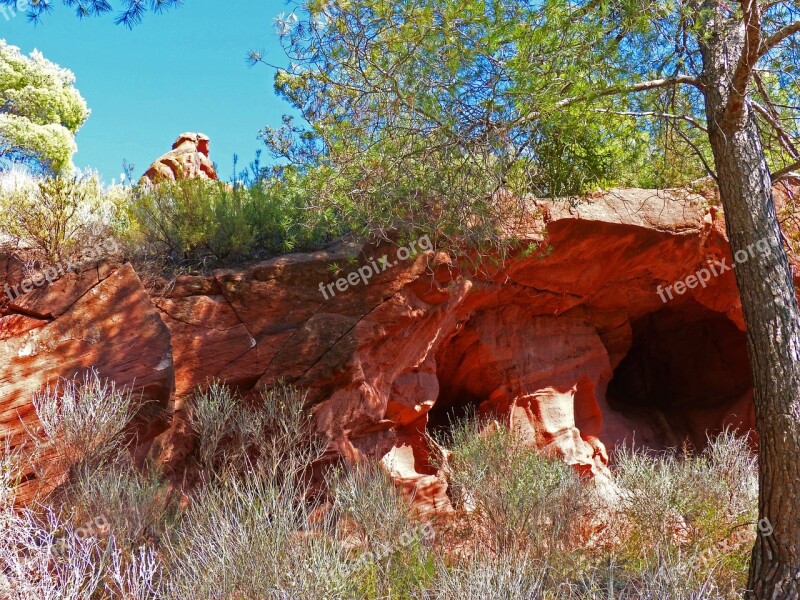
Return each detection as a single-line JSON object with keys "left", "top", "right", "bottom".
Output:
{"left": 0, "top": 41, "right": 89, "bottom": 173}
{"left": 257, "top": 0, "right": 662, "bottom": 251}
{"left": 260, "top": 0, "right": 800, "bottom": 237}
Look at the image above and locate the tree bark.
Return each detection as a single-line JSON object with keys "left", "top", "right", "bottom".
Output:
{"left": 700, "top": 10, "right": 800, "bottom": 599}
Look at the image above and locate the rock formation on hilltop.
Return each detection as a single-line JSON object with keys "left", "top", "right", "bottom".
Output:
{"left": 140, "top": 132, "right": 218, "bottom": 184}
{"left": 3, "top": 187, "right": 797, "bottom": 512}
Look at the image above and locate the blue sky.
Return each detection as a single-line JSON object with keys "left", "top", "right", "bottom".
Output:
{"left": 2, "top": 0, "right": 293, "bottom": 183}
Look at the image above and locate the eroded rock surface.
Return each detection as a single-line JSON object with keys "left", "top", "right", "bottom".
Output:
{"left": 0, "top": 260, "right": 173, "bottom": 503}
{"left": 144, "top": 188, "right": 785, "bottom": 513}
{"left": 3, "top": 188, "right": 794, "bottom": 511}
{"left": 141, "top": 132, "right": 218, "bottom": 184}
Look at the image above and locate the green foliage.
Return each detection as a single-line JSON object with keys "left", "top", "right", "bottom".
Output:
{"left": 437, "top": 414, "right": 585, "bottom": 555}
{"left": 0, "top": 41, "right": 89, "bottom": 173}
{"left": 612, "top": 432, "right": 758, "bottom": 580}
{"left": 259, "top": 0, "right": 800, "bottom": 249}
{"left": 607, "top": 432, "right": 758, "bottom": 597}
{"left": 0, "top": 171, "right": 107, "bottom": 261}
{"left": 330, "top": 465, "right": 436, "bottom": 598}
{"left": 255, "top": 0, "right": 696, "bottom": 257}
{"left": 121, "top": 173, "right": 335, "bottom": 271}
{"left": 123, "top": 179, "right": 253, "bottom": 265}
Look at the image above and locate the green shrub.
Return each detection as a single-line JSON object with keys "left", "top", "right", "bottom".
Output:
{"left": 121, "top": 172, "right": 336, "bottom": 271}
{"left": 329, "top": 464, "right": 436, "bottom": 598}
{"left": 437, "top": 415, "right": 586, "bottom": 555}
{"left": 0, "top": 171, "right": 112, "bottom": 262}
{"left": 612, "top": 432, "right": 757, "bottom": 565}
{"left": 122, "top": 178, "right": 252, "bottom": 265}
{"left": 241, "top": 167, "right": 340, "bottom": 253}
{"left": 609, "top": 431, "right": 758, "bottom": 597}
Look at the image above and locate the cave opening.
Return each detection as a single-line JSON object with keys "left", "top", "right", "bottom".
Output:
{"left": 606, "top": 300, "right": 754, "bottom": 448}
{"left": 425, "top": 301, "right": 754, "bottom": 450}
{"left": 427, "top": 355, "right": 489, "bottom": 435}
{"left": 426, "top": 383, "right": 483, "bottom": 435}
{"left": 427, "top": 316, "right": 504, "bottom": 436}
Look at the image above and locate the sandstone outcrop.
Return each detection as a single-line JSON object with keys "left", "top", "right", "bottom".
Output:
{"left": 147, "top": 188, "right": 782, "bottom": 513}
{"left": 0, "top": 258, "right": 173, "bottom": 504}
{"left": 140, "top": 132, "right": 218, "bottom": 184}
{"left": 3, "top": 187, "right": 794, "bottom": 512}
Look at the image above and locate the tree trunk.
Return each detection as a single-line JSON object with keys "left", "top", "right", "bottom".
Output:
{"left": 701, "top": 14, "right": 800, "bottom": 599}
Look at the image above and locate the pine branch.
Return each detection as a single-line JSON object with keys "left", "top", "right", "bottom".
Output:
{"left": 771, "top": 158, "right": 800, "bottom": 182}
{"left": 593, "top": 108, "right": 708, "bottom": 132}
{"left": 759, "top": 20, "right": 800, "bottom": 58}
{"left": 516, "top": 75, "right": 704, "bottom": 127}
{"left": 724, "top": 0, "right": 763, "bottom": 126}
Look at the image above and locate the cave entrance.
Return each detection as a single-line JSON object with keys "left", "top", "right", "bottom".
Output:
{"left": 427, "top": 380, "right": 483, "bottom": 434}
{"left": 427, "top": 316, "right": 504, "bottom": 435}
{"left": 427, "top": 347, "right": 488, "bottom": 435}
{"left": 606, "top": 300, "right": 753, "bottom": 448}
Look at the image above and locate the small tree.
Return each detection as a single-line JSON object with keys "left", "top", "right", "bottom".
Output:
{"left": 0, "top": 172, "right": 104, "bottom": 261}
{"left": 0, "top": 41, "right": 88, "bottom": 173}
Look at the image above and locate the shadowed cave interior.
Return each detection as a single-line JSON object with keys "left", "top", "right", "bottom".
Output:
{"left": 426, "top": 300, "right": 753, "bottom": 449}
{"left": 607, "top": 300, "right": 753, "bottom": 448}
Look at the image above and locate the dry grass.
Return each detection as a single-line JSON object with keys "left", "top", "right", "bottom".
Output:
{"left": 0, "top": 379, "right": 760, "bottom": 599}
{"left": 28, "top": 369, "right": 146, "bottom": 472}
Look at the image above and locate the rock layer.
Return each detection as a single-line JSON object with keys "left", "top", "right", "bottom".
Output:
{"left": 3, "top": 188, "right": 794, "bottom": 511}
{"left": 0, "top": 259, "right": 173, "bottom": 503}
{"left": 146, "top": 189, "right": 781, "bottom": 512}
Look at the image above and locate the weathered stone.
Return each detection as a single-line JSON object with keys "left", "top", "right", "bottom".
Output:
{"left": 0, "top": 261, "right": 173, "bottom": 504}
{"left": 4, "top": 187, "right": 790, "bottom": 512}
{"left": 140, "top": 132, "right": 218, "bottom": 184}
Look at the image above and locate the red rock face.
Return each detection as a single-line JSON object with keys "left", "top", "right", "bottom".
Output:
{"left": 142, "top": 189, "right": 781, "bottom": 513}
{"left": 2, "top": 188, "right": 791, "bottom": 511}
{"left": 0, "top": 260, "right": 173, "bottom": 504}
{"left": 433, "top": 309, "right": 613, "bottom": 478}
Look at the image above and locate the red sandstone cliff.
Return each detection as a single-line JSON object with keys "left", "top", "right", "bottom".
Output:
{"left": 3, "top": 188, "right": 796, "bottom": 510}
